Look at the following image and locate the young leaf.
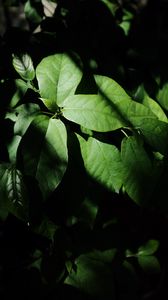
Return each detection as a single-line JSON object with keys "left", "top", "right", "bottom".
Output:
{"left": 138, "top": 240, "right": 159, "bottom": 256}
{"left": 12, "top": 53, "right": 35, "bottom": 81}
{"left": 36, "top": 53, "right": 82, "bottom": 107}
{"left": 77, "top": 135, "right": 124, "bottom": 192}
{"left": 63, "top": 94, "right": 126, "bottom": 132}
{"left": 121, "top": 136, "right": 154, "bottom": 205}
{"left": 18, "top": 115, "right": 68, "bottom": 199}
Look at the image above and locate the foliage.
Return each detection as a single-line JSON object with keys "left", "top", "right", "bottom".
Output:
{"left": 1, "top": 0, "right": 168, "bottom": 299}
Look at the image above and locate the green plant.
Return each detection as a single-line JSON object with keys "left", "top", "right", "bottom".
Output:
{"left": 1, "top": 1, "right": 168, "bottom": 299}
{"left": 0, "top": 50, "right": 166, "bottom": 298}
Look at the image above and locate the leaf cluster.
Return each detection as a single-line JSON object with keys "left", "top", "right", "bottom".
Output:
{"left": 1, "top": 1, "right": 168, "bottom": 299}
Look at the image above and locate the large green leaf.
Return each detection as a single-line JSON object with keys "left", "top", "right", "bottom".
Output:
{"left": 12, "top": 53, "right": 35, "bottom": 81}
{"left": 121, "top": 136, "right": 154, "bottom": 204}
{"left": 65, "top": 250, "right": 116, "bottom": 299}
{"left": 0, "top": 164, "right": 29, "bottom": 221}
{"left": 63, "top": 94, "right": 126, "bottom": 131}
{"left": 18, "top": 115, "right": 68, "bottom": 199}
{"left": 77, "top": 135, "right": 124, "bottom": 192}
{"left": 36, "top": 53, "right": 82, "bottom": 108}
{"left": 95, "top": 75, "right": 168, "bottom": 154}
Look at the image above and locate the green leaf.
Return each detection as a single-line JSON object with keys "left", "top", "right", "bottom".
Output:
{"left": 138, "top": 255, "right": 161, "bottom": 274}
{"left": 136, "top": 119, "right": 168, "bottom": 155}
{"left": 77, "top": 135, "right": 124, "bottom": 192}
{"left": 36, "top": 53, "right": 82, "bottom": 108}
{"left": 34, "top": 218, "right": 59, "bottom": 241}
{"left": 65, "top": 250, "right": 116, "bottom": 298}
{"left": 63, "top": 94, "right": 126, "bottom": 132}
{"left": 143, "top": 96, "right": 168, "bottom": 123}
{"left": 0, "top": 163, "right": 10, "bottom": 220}
{"left": 77, "top": 197, "right": 98, "bottom": 228}
{"left": 138, "top": 240, "right": 159, "bottom": 256}
{"left": 24, "top": 0, "right": 43, "bottom": 25}
{"left": 119, "top": 9, "right": 134, "bottom": 35}
{"left": 39, "top": 97, "right": 58, "bottom": 113}
{"left": 42, "top": 0, "right": 57, "bottom": 17}
{"left": 157, "top": 81, "right": 168, "bottom": 111}
{"left": 134, "top": 84, "right": 168, "bottom": 122}
{"left": 121, "top": 136, "right": 153, "bottom": 204}
{"left": 142, "top": 95, "right": 168, "bottom": 123}
{"left": 14, "top": 103, "right": 41, "bottom": 136}
{"left": 0, "top": 164, "right": 29, "bottom": 221}
{"left": 18, "top": 115, "right": 68, "bottom": 199}
{"left": 7, "top": 135, "right": 21, "bottom": 163}
{"left": 95, "top": 75, "right": 168, "bottom": 154}
{"left": 12, "top": 53, "right": 35, "bottom": 81}
{"left": 10, "top": 79, "right": 28, "bottom": 108}
{"left": 100, "top": 0, "right": 119, "bottom": 16}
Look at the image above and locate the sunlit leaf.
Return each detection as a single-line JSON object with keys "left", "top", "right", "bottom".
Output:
{"left": 39, "top": 97, "right": 58, "bottom": 113}
{"left": 63, "top": 94, "right": 126, "bottom": 132}
{"left": 77, "top": 135, "right": 124, "bottom": 192}
{"left": 36, "top": 53, "right": 82, "bottom": 107}
{"left": 42, "top": 0, "right": 57, "bottom": 17}
{"left": 12, "top": 53, "right": 35, "bottom": 81}
{"left": 95, "top": 75, "right": 168, "bottom": 154}
{"left": 142, "top": 95, "right": 168, "bottom": 122}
